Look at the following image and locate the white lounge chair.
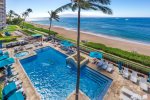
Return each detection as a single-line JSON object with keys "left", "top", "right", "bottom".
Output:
{"left": 106, "top": 64, "right": 114, "bottom": 73}
{"left": 130, "top": 71, "right": 138, "bottom": 83}
{"left": 139, "top": 77, "right": 148, "bottom": 92}
{"left": 123, "top": 68, "right": 129, "bottom": 79}
{"left": 120, "top": 87, "right": 142, "bottom": 100}
{"left": 101, "top": 62, "right": 108, "bottom": 70}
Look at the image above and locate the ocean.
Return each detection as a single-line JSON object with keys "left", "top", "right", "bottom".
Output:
{"left": 31, "top": 17, "right": 150, "bottom": 45}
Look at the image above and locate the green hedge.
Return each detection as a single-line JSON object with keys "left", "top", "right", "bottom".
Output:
{"left": 85, "top": 42, "right": 150, "bottom": 67}
{"left": 22, "top": 29, "right": 36, "bottom": 35}
{"left": 23, "top": 23, "right": 58, "bottom": 35}
{"left": 0, "top": 37, "right": 17, "bottom": 42}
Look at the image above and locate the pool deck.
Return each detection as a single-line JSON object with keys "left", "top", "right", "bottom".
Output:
{"left": 67, "top": 90, "right": 90, "bottom": 100}
{"left": 6, "top": 41, "right": 150, "bottom": 100}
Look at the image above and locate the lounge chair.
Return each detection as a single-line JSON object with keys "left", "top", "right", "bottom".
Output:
{"left": 97, "top": 59, "right": 104, "bottom": 67}
{"left": 120, "top": 87, "right": 142, "bottom": 100}
{"left": 101, "top": 62, "right": 108, "bottom": 70}
{"left": 130, "top": 71, "right": 138, "bottom": 83}
{"left": 106, "top": 64, "right": 114, "bottom": 73}
{"left": 139, "top": 77, "right": 148, "bottom": 91}
{"left": 122, "top": 68, "right": 129, "bottom": 79}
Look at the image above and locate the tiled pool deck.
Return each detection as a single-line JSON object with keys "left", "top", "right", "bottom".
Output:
{"left": 7, "top": 42, "right": 150, "bottom": 100}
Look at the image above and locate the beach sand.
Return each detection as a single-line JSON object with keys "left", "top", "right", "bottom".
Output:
{"left": 30, "top": 22, "right": 150, "bottom": 56}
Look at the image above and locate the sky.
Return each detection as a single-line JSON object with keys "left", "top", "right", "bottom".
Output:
{"left": 6, "top": 0, "right": 150, "bottom": 18}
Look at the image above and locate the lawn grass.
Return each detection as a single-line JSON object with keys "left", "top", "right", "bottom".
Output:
{"left": 0, "top": 25, "right": 20, "bottom": 43}
{"left": 23, "top": 22, "right": 58, "bottom": 35}
{"left": 2, "top": 25, "right": 20, "bottom": 33}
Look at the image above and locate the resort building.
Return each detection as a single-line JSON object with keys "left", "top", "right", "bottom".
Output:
{"left": 0, "top": 0, "right": 6, "bottom": 29}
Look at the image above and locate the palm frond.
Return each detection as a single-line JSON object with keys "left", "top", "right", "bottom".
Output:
{"left": 90, "top": 3, "right": 112, "bottom": 14}
{"left": 55, "top": 3, "right": 72, "bottom": 13}
{"left": 88, "top": 0, "right": 111, "bottom": 5}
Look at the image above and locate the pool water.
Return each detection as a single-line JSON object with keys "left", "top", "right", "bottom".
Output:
{"left": 20, "top": 47, "right": 112, "bottom": 100}
{"left": 15, "top": 51, "right": 29, "bottom": 58}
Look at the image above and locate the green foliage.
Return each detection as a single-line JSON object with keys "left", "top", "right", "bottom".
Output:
{"left": 6, "top": 18, "right": 23, "bottom": 25}
{"left": 23, "top": 23, "right": 58, "bottom": 35}
{"left": 85, "top": 42, "right": 150, "bottom": 67}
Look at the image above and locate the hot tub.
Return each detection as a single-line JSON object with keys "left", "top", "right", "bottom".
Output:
{"left": 15, "top": 51, "right": 29, "bottom": 58}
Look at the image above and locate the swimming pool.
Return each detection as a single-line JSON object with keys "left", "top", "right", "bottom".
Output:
{"left": 15, "top": 51, "right": 29, "bottom": 58}
{"left": 20, "top": 47, "right": 112, "bottom": 100}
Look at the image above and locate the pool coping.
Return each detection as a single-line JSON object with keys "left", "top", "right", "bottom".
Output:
{"left": 16, "top": 58, "right": 41, "bottom": 99}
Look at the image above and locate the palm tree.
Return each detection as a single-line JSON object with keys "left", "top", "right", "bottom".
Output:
{"left": 48, "top": 11, "right": 59, "bottom": 35}
{"left": 7, "top": 10, "right": 15, "bottom": 21}
{"left": 22, "top": 8, "right": 33, "bottom": 28}
{"left": 55, "top": 0, "right": 112, "bottom": 100}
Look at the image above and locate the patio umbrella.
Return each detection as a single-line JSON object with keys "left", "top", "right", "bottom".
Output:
{"left": 118, "top": 61, "right": 123, "bottom": 71}
{"left": 3, "top": 82, "right": 17, "bottom": 97}
{"left": 89, "top": 52, "right": 103, "bottom": 59}
{"left": 0, "top": 58, "right": 15, "bottom": 68}
{"left": 8, "top": 91, "right": 24, "bottom": 100}
{"left": 61, "top": 40, "right": 74, "bottom": 47}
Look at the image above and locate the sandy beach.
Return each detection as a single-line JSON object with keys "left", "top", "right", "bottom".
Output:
{"left": 30, "top": 22, "right": 150, "bottom": 56}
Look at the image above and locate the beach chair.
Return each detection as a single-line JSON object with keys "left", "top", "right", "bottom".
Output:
{"left": 139, "top": 77, "right": 148, "bottom": 92}
{"left": 130, "top": 71, "right": 138, "bottom": 83}
{"left": 122, "top": 68, "right": 129, "bottom": 79}
{"left": 106, "top": 64, "right": 114, "bottom": 73}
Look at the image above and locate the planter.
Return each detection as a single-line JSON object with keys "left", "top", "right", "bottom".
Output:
{"left": 66, "top": 53, "right": 89, "bottom": 68}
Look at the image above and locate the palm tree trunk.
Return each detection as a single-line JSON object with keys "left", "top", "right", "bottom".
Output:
{"left": 22, "top": 18, "right": 26, "bottom": 29}
{"left": 49, "top": 18, "right": 52, "bottom": 34}
{"left": 75, "top": 5, "right": 81, "bottom": 100}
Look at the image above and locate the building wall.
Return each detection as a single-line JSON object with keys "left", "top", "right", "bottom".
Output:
{"left": 0, "top": 0, "right": 6, "bottom": 29}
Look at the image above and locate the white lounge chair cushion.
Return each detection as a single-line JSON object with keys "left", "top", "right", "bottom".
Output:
{"left": 130, "top": 71, "right": 138, "bottom": 83}
{"left": 123, "top": 68, "right": 129, "bottom": 78}
{"left": 106, "top": 64, "right": 114, "bottom": 72}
